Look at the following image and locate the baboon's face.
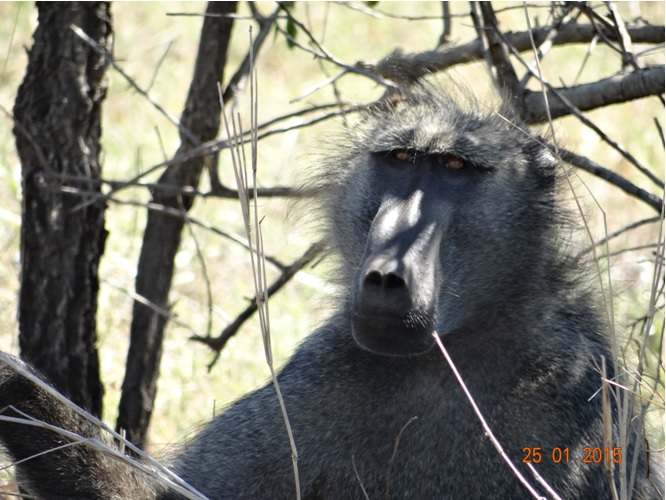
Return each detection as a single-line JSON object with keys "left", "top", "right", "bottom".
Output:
{"left": 329, "top": 98, "right": 556, "bottom": 357}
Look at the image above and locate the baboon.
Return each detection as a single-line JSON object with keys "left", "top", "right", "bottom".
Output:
{"left": 0, "top": 89, "right": 659, "bottom": 499}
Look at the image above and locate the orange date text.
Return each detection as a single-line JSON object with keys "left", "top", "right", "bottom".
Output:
{"left": 521, "top": 447, "right": 623, "bottom": 464}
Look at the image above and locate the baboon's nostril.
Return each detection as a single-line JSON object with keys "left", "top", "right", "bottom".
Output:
{"left": 365, "top": 270, "right": 383, "bottom": 286}
{"left": 384, "top": 272, "right": 404, "bottom": 289}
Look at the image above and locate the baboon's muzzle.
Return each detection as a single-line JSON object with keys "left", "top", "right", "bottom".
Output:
{"left": 351, "top": 189, "right": 441, "bottom": 356}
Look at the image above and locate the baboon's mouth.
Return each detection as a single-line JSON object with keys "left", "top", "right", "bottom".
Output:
{"left": 351, "top": 311, "right": 436, "bottom": 357}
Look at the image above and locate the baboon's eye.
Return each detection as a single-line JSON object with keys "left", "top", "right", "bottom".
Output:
{"left": 446, "top": 157, "right": 465, "bottom": 170}
{"left": 392, "top": 149, "right": 415, "bottom": 162}
{"left": 437, "top": 156, "right": 465, "bottom": 170}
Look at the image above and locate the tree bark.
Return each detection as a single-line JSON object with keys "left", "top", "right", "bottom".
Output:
{"left": 117, "top": 1, "right": 237, "bottom": 449}
{"left": 13, "top": 2, "right": 112, "bottom": 416}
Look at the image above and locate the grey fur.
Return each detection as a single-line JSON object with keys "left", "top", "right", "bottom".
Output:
{"left": 0, "top": 89, "right": 659, "bottom": 499}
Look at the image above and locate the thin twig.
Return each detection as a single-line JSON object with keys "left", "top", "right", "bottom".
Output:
{"left": 63, "top": 103, "right": 355, "bottom": 206}
{"left": 54, "top": 184, "right": 291, "bottom": 270}
{"left": 519, "top": 4, "right": 576, "bottom": 87}
{"left": 179, "top": 195, "right": 214, "bottom": 339}
{"left": 275, "top": 6, "right": 397, "bottom": 90}
{"left": 3, "top": 3, "right": 21, "bottom": 74}
{"left": 655, "top": 118, "right": 665, "bottom": 148}
{"left": 69, "top": 24, "right": 200, "bottom": 146}
{"left": 431, "top": 333, "right": 548, "bottom": 500}
{"left": 101, "top": 278, "right": 199, "bottom": 337}
{"left": 146, "top": 40, "right": 173, "bottom": 93}
{"left": 577, "top": 216, "right": 661, "bottom": 257}
{"left": 558, "top": 149, "right": 662, "bottom": 213}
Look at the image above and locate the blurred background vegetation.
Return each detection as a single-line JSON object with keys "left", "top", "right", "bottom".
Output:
{"left": 0, "top": 1, "right": 662, "bottom": 460}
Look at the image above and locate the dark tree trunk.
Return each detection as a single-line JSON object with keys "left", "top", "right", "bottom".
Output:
{"left": 117, "top": 1, "right": 237, "bottom": 448}
{"left": 13, "top": 2, "right": 112, "bottom": 416}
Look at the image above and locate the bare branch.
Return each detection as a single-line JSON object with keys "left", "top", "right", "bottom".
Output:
{"left": 478, "top": 2, "right": 523, "bottom": 108}
{"left": 489, "top": 21, "right": 664, "bottom": 189}
{"left": 523, "top": 67, "right": 665, "bottom": 123}
{"left": 438, "top": 2, "right": 451, "bottom": 47}
{"left": 365, "top": 24, "right": 664, "bottom": 82}
{"left": 191, "top": 241, "right": 326, "bottom": 361}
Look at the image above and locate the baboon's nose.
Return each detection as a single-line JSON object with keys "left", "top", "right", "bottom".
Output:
{"left": 364, "top": 269, "right": 406, "bottom": 290}
{"left": 350, "top": 190, "right": 439, "bottom": 356}
{"left": 357, "top": 258, "right": 412, "bottom": 316}
{"left": 352, "top": 257, "right": 435, "bottom": 356}
{"left": 351, "top": 248, "right": 436, "bottom": 356}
